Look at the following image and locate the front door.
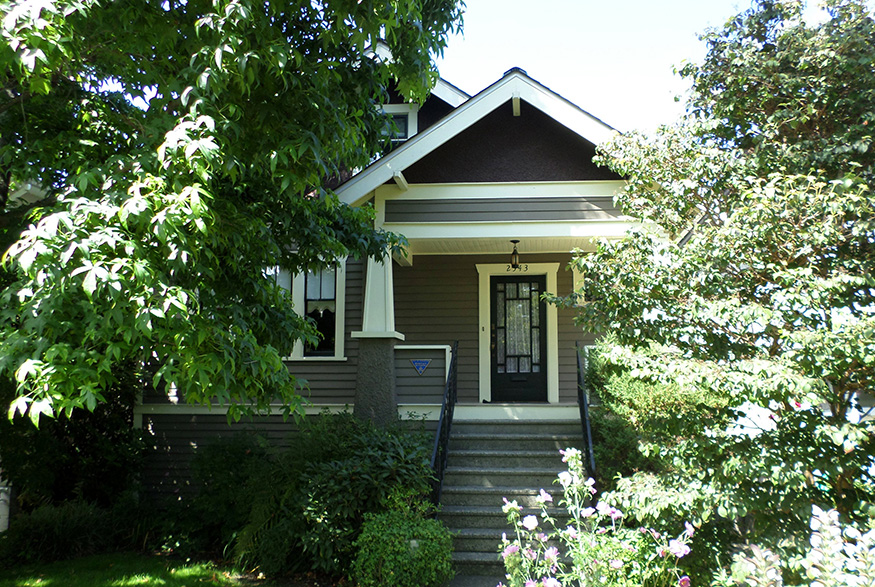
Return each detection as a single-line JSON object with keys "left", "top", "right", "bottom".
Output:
{"left": 490, "top": 275, "right": 548, "bottom": 402}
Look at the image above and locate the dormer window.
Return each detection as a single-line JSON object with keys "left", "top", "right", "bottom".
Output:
{"left": 381, "top": 104, "right": 418, "bottom": 142}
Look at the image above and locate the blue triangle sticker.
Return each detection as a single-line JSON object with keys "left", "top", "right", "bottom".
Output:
{"left": 410, "top": 359, "right": 431, "bottom": 376}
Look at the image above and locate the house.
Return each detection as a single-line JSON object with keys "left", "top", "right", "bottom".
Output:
{"left": 135, "top": 66, "right": 638, "bottom": 499}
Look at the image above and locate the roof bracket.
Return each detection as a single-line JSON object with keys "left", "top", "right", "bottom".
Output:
{"left": 512, "top": 92, "right": 521, "bottom": 117}
{"left": 393, "top": 170, "right": 409, "bottom": 191}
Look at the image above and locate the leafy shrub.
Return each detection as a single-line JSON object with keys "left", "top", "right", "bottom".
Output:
{"left": 226, "top": 412, "right": 434, "bottom": 576}
{"left": 186, "top": 432, "right": 271, "bottom": 553}
{"left": 712, "top": 506, "right": 875, "bottom": 587}
{"left": 0, "top": 495, "right": 168, "bottom": 568}
{"left": 0, "top": 500, "right": 109, "bottom": 565}
{"left": 351, "top": 499, "right": 454, "bottom": 587}
{"left": 589, "top": 408, "right": 660, "bottom": 492}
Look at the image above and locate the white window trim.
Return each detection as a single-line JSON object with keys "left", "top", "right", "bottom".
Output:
{"left": 476, "top": 263, "right": 560, "bottom": 404}
{"left": 287, "top": 259, "right": 347, "bottom": 361}
{"left": 382, "top": 104, "right": 419, "bottom": 141}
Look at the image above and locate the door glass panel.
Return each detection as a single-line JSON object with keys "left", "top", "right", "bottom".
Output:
{"left": 531, "top": 297, "right": 539, "bottom": 327}
{"left": 497, "top": 292, "right": 505, "bottom": 325}
{"left": 519, "top": 282, "right": 530, "bottom": 298}
{"left": 506, "top": 283, "right": 516, "bottom": 298}
{"left": 532, "top": 328, "right": 540, "bottom": 362}
{"left": 507, "top": 357, "right": 518, "bottom": 373}
{"left": 520, "top": 357, "right": 531, "bottom": 373}
{"left": 497, "top": 329, "right": 505, "bottom": 362}
{"left": 506, "top": 299, "right": 531, "bottom": 356}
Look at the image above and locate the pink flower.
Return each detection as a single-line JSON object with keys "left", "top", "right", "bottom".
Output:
{"left": 684, "top": 521, "right": 695, "bottom": 538}
{"left": 610, "top": 559, "right": 623, "bottom": 569}
{"left": 581, "top": 507, "right": 596, "bottom": 518}
{"left": 678, "top": 576, "right": 691, "bottom": 587}
{"left": 565, "top": 525, "right": 578, "bottom": 539}
{"left": 538, "top": 489, "right": 553, "bottom": 503}
{"left": 501, "top": 544, "right": 519, "bottom": 559}
{"left": 545, "top": 547, "right": 559, "bottom": 561}
{"left": 524, "top": 581, "right": 536, "bottom": 587}
{"left": 536, "top": 533, "right": 548, "bottom": 542}
{"left": 669, "top": 539, "right": 690, "bottom": 558}
{"left": 657, "top": 546, "right": 668, "bottom": 558}
{"left": 544, "top": 578, "right": 561, "bottom": 587}
{"left": 524, "top": 548, "right": 538, "bottom": 560}
{"left": 522, "top": 515, "right": 539, "bottom": 530}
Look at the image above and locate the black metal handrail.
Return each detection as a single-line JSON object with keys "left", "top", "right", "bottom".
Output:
{"left": 576, "top": 342, "right": 597, "bottom": 480}
{"left": 430, "top": 341, "right": 459, "bottom": 506}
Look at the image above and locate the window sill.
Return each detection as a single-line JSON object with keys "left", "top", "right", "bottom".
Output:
{"left": 286, "top": 356, "right": 348, "bottom": 362}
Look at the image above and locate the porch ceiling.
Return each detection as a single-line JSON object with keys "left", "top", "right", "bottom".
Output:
{"left": 402, "top": 236, "right": 598, "bottom": 256}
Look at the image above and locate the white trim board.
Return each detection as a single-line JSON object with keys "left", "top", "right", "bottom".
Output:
{"left": 374, "top": 180, "right": 625, "bottom": 202}
{"left": 476, "top": 263, "right": 560, "bottom": 404}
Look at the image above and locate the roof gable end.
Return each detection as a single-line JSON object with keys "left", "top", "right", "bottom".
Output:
{"left": 337, "top": 69, "right": 617, "bottom": 206}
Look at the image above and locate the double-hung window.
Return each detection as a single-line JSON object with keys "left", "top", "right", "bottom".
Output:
{"left": 273, "top": 259, "right": 346, "bottom": 360}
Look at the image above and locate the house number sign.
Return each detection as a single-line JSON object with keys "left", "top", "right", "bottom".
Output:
{"left": 506, "top": 264, "right": 529, "bottom": 272}
{"left": 410, "top": 359, "right": 432, "bottom": 376}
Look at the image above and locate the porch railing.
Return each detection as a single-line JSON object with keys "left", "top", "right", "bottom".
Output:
{"left": 576, "top": 342, "right": 597, "bottom": 480}
{"left": 430, "top": 340, "right": 459, "bottom": 506}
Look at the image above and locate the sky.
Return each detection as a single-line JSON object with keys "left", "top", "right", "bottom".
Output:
{"left": 434, "top": 0, "right": 752, "bottom": 133}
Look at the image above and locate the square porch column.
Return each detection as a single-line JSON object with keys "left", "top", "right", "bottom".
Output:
{"left": 351, "top": 257, "right": 404, "bottom": 426}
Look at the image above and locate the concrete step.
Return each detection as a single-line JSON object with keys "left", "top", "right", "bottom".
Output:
{"left": 441, "top": 486, "right": 564, "bottom": 507}
{"left": 440, "top": 505, "right": 569, "bottom": 530}
{"left": 443, "top": 466, "right": 564, "bottom": 488}
{"left": 448, "top": 449, "right": 565, "bottom": 469}
{"left": 451, "top": 420, "right": 582, "bottom": 435}
{"left": 452, "top": 551, "right": 505, "bottom": 577}
{"left": 448, "top": 573, "right": 506, "bottom": 587}
{"left": 450, "top": 432, "right": 583, "bottom": 452}
{"left": 451, "top": 527, "right": 507, "bottom": 553}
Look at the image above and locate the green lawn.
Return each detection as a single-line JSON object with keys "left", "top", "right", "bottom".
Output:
{"left": 0, "top": 552, "right": 261, "bottom": 587}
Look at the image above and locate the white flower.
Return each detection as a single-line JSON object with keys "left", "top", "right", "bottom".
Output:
{"left": 522, "top": 515, "right": 539, "bottom": 530}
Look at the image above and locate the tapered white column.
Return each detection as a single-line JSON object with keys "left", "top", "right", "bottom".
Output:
{"left": 353, "top": 257, "right": 404, "bottom": 339}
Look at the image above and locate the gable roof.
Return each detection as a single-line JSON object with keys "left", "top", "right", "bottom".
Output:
{"left": 337, "top": 68, "right": 617, "bottom": 206}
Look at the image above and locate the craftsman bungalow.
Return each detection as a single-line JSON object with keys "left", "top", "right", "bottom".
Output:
{"left": 136, "top": 66, "right": 638, "bottom": 497}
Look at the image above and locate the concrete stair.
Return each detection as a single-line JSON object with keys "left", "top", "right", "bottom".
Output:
{"left": 439, "top": 419, "right": 583, "bottom": 582}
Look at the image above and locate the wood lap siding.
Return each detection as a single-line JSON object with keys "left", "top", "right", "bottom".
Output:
{"left": 394, "top": 256, "right": 480, "bottom": 402}
{"left": 384, "top": 196, "right": 622, "bottom": 223}
{"left": 395, "top": 347, "right": 447, "bottom": 404}
{"left": 393, "top": 254, "right": 591, "bottom": 404}
{"left": 141, "top": 413, "right": 299, "bottom": 500}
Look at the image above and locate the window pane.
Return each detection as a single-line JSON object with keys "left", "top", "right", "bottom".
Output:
{"left": 306, "top": 270, "right": 321, "bottom": 300}
{"left": 320, "top": 265, "right": 336, "bottom": 299}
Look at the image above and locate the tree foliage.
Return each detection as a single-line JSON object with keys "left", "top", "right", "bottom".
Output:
{"left": 560, "top": 0, "right": 875, "bottom": 575}
{"left": 0, "top": 0, "right": 463, "bottom": 422}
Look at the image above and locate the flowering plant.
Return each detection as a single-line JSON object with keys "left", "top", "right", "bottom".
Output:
{"left": 498, "top": 447, "right": 693, "bottom": 587}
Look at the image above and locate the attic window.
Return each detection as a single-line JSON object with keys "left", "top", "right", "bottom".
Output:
{"left": 381, "top": 104, "right": 419, "bottom": 142}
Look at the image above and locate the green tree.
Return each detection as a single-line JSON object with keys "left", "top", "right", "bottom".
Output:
{"left": 0, "top": 0, "right": 463, "bottom": 422}
{"left": 561, "top": 0, "right": 875, "bottom": 575}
